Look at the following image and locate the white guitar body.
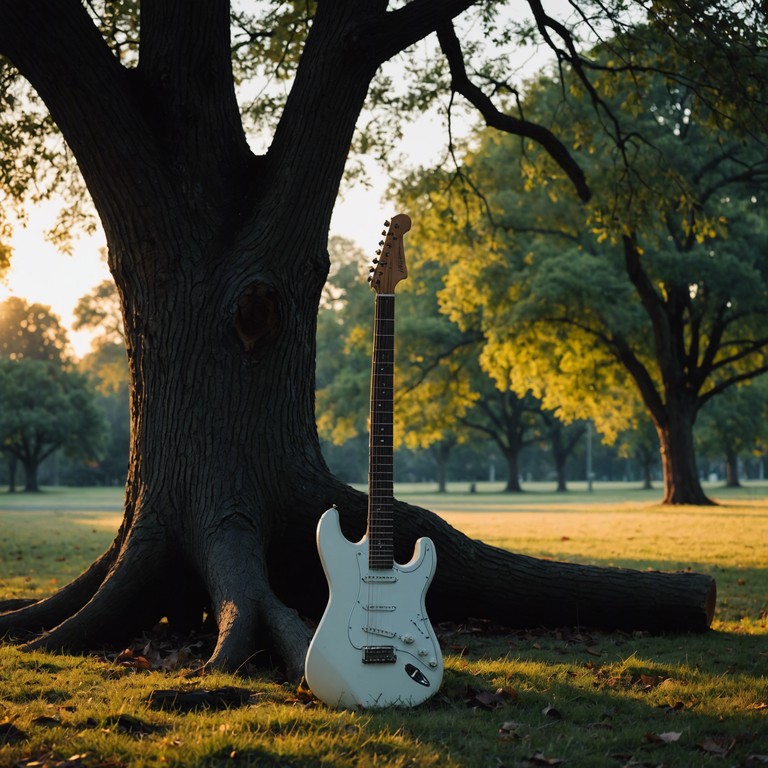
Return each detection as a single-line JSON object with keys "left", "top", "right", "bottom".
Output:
{"left": 304, "top": 507, "right": 443, "bottom": 709}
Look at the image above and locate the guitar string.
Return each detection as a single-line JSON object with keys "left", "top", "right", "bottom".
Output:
{"left": 369, "top": 293, "right": 394, "bottom": 646}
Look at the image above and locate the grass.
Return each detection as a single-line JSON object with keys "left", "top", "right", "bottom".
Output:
{"left": 1, "top": 483, "right": 767, "bottom": 767}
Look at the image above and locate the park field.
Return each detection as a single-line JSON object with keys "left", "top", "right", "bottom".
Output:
{"left": 0, "top": 483, "right": 766, "bottom": 767}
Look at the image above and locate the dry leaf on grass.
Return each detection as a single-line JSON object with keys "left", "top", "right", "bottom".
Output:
{"left": 463, "top": 685, "right": 517, "bottom": 710}
{"left": 644, "top": 730, "right": 682, "bottom": 743}
{"left": 527, "top": 752, "right": 565, "bottom": 766}
{"left": 696, "top": 736, "right": 735, "bottom": 756}
{"left": 13, "top": 752, "right": 123, "bottom": 768}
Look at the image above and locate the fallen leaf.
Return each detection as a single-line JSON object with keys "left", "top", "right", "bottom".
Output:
{"left": 463, "top": 685, "right": 515, "bottom": 710}
{"left": 542, "top": 705, "right": 563, "bottom": 720}
{"left": 12, "top": 752, "right": 124, "bottom": 768}
{"left": 31, "top": 715, "right": 62, "bottom": 727}
{"left": 696, "top": 737, "right": 735, "bottom": 756}
{"left": 527, "top": 752, "right": 564, "bottom": 766}
{"left": 745, "top": 756, "right": 768, "bottom": 766}
{"left": 498, "top": 721, "right": 526, "bottom": 740}
{"left": 644, "top": 730, "right": 682, "bottom": 743}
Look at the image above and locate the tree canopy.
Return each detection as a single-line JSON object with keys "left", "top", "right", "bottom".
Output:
{"left": 396, "top": 27, "right": 768, "bottom": 503}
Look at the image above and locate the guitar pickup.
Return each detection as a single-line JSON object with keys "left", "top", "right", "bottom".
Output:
{"left": 364, "top": 604, "right": 396, "bottom": 611}
{"left": 362, "top": 646, "right": 397, "bottom": 664}
{"left": 362, "top": 575, "right": 398, "bottom": 583}
{"left": 363, "top": 626, "right": 397, "bottom": 638}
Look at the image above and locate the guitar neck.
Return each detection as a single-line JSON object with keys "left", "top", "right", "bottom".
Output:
{"left": 368, "top": 293, "right": 395, "bottom": 569}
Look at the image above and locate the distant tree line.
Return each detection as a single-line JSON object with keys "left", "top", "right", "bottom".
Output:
{"left": 316, "top": 235, "right": 768, "bottom": 493}
{"left": 0, "top": 294, "right": 127, "bottom": 491}
{"left": 2, "top": 226, "right": 766, "bottom": 496}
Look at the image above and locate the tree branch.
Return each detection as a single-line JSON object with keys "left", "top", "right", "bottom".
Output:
{"left": 0, "top": 0, "right": 172, "bottom": 242}
{"left": 138, "top": 0, "right": 251, "bottom": 185}
{"left": 436, "top": 22, "right": 591, "bottom": 202}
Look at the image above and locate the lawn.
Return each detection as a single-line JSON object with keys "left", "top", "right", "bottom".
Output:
{"left": 0, "top": 483, "right": 766, "bottom": 767}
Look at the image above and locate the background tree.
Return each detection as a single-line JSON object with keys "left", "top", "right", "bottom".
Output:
{"left": 0, "top": 296, "right": 73, "bottom": 489}
{"left": 399, "top": 35, "right": 768, "bottom": 505}
{"left": 615, "top": 417, "right": 661, "bottom": 491}
{"left": 539, "top": 413, "right": 586, "bottom": 492}
{"left": 0, "top": 296, "right": 70, "bottom": 362}
{"left": 74, "top": 280, "right": 130, "bottom": 485}
{"left": 0, "top": 1, "right": 735, "bottom": 675}
{"left": 0, "top": 358, "right": 109, "bottom": 491}
{"left": 695, "top": 378, "right": 768, "bottom": 487}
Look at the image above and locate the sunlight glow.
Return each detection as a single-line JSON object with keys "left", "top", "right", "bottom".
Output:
{"left": 0, "top": 203, "right": 110, "bottom": 359}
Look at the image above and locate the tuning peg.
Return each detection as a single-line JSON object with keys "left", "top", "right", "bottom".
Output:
{"left": 384, "top": 219, "right": 390, "bottom": 227}
{"left": 372, "top": 258, "right": 379, "bottom": 263}
{"left": 369, "top": 266, "right": 375, "bottom": 272}
{"left": 378, "top": 240, "right": 384, "bottom": 246}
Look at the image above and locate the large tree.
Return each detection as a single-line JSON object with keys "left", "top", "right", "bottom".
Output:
{"left": 0, "top": 2, "right": 731, "bottom": 677}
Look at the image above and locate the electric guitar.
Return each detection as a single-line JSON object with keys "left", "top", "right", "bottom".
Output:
{"left": 304, "top": 213, "right": 443, "bottom": 709}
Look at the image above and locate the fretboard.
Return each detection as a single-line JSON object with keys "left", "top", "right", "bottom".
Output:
{"left": 368, "top": 293, "right": 395, "bottom": 569}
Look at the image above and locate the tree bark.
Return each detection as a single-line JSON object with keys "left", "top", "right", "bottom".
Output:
{"left": 656, "top": 400, "right": 711, "bottom": 505}
{"left": 21, "top": 456, "right": 39, "bottom": 493}
{"left": 503, "top": 449, "right": 523, "bottom": 492}
{"left": 724, "top": 448, "right": 740, "bottom": 488}
{"left": 7, "top": 454, "right": 17, "bottom": 493}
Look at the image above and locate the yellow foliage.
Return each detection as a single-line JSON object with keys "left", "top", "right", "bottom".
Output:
{"left": 316, "top": 410, "right": 358, "bottom": 446}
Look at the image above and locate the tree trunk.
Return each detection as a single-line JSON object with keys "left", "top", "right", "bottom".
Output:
{"left": 7, "top": 454, "right": 17, "bottom": 493}
{"left": 656, "top": 404, "right": 712, "bottom": 505}
{"left": 724, "top": 448, "right": 740, "bottom": 488}
{"left": 554, "top": 451, "right": 568, "bottom": 492}
{"left": 642, "top": 460, "right": 653, "bottom": 491}
{"left": 503, "top": 449, "right": 523, "bottom": 492}
{"left": 21, "top": 457, "right": 40, "bottom": 493}
{"left": 431, "top": 441, "right": 452, "bottom": 493}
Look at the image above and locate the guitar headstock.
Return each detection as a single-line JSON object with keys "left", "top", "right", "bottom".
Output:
{"left": 368, "top": 213, "right": 411, "bottom": 294}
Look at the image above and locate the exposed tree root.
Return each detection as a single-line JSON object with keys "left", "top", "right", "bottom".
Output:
{"left": 21, "top": 526, "right": 165, "bottom": 654}
{"left": 200, "top": 518, "right": 312, "bottom": 677}
{"left": 0, "top": 544, "right": 118, "bottom": 638}
{"left": 1, "top": 471, "right": 717, "bottom": 680}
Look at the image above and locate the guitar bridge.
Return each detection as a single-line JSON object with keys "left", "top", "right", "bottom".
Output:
{"left": 362, "top": 645, "right": 397, "bottom": 664}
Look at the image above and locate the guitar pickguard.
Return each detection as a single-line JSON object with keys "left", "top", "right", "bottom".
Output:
{"left": 348, "top": 548, "right": 439, "bottom": 670}
{"left": 304, "top": 507, "right": 443, "bottom": 709}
